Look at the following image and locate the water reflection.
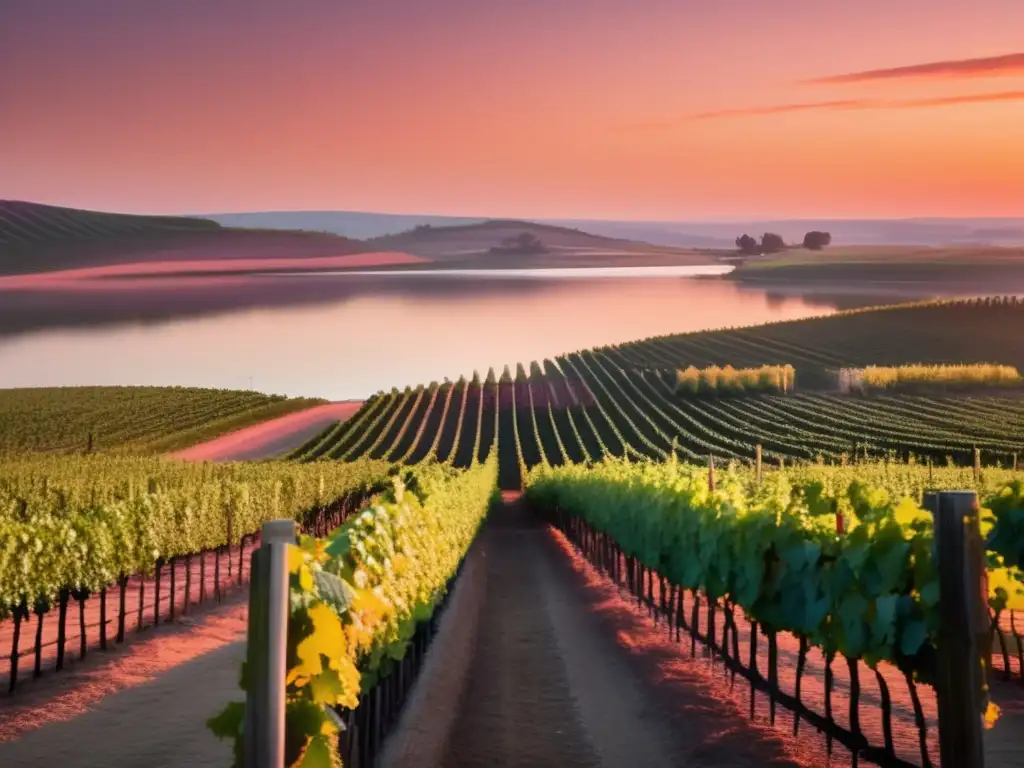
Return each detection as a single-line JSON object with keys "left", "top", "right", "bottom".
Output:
{"left": 0, "top": 273, "right": 841, "bottom": 399}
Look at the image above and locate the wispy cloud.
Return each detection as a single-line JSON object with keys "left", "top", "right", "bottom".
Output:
{"left": 889, "top": 89, "right": 1024, "bottom": 108}
{"left": 680, "top": 89, "right": 1024, "bottom": 122}
{"left": 806, "top": 52, "right": 1024, "bottom": 85}
{"left": 691, "top": 99, "right": 873, "bottom": 120}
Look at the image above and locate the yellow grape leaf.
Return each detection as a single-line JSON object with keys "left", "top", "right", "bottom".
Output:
{"left": 893, "top": 497, "right": 930, "bottom": 528}
{"left": 351, "top": 588, "right": 390, "bottom": 626}
{"left": 309, "top": 668, "right": 358, "bottom": 712}
{"left": 290, "top": 603, "right": 346, "bottom": 686}
{"left": 288, "top": 546, "right": 305, "bottom": 575}
{"left": 989, "top": 567, "right": 1024, "bottom": 610}
{"left": 299, "top": 565, "right": 314, "bottom": 593}
{"left": 313, "top": 660, "right": 361, "bottom": 710}
{"left": 984, "top": 701, "right": 1001, "bottom": 730}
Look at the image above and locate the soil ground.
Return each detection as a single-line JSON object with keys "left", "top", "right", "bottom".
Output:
{"left": 0, "top": 600, "right": 245, "bottom": 767}
{"left": 170, "top": 401, "right": 362, "bottom": 461}
{"left": 385, "top": 494, "right": 818, "bottom": 768}
{"left": 1, "top": 540, "right": 255, "bottom": 695}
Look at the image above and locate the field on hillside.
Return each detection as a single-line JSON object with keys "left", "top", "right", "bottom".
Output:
{"left": 0, "top": 387, "right": 324, "bottom": 455}
{"left": 0, "top": 201, "right": 369, "bottom": 276}
{"left": 731, "top": 244, "right": 1024, "bottom": 290}
{"left": 739, "top": 245, "right": 1024, "bottom": 269}
{"left": 1, "top": 201, "right": 717, "bottom": 277}
{"left": 359, "top": 219, "right": 716, "bottom": 268}
{"left": 294, "top": 299, "right": 1024, "bottom": 489}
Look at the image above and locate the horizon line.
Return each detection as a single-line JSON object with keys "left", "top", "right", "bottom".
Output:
{"left": 5, "top": 197, "right": 1024, "bottom": 225}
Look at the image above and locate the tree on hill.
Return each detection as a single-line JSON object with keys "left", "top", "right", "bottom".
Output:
{"left": 735, "top": 234, "right": 758, "bottom": 254}
{"left": 761, "top": 233, "right": 786, "bottom": 253}
{"left": 802, "top": 231, "right": 832, "bottom": 250}
{"left": 490, "top": 231, "right": 546, "bottom": 255}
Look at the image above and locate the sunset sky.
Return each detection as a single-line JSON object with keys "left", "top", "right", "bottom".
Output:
{"left": 2, "top": 1, "right": 1024, "bottom": 219}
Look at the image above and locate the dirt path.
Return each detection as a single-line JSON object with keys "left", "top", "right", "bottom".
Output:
{"left": 2, "top": 533, "right": 255, "bottom": 694}
{"left": 385, "top": 495, "right": 816, "bottom": 768}
{"left": 170, "top": 400, "right": 362, "bottom": 461}
{"left": 0, "top": 600, "right": 246, "bottom": 767}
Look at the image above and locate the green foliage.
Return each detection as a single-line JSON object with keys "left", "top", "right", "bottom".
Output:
{"left": 0, "top": 456, "right": 390, "bottom": 617}
{"left": 525, "top": 458, "right": 1024, "bottom": 675}
{"left": 210, "top": 459, "right": 497, "bottom": 767}
{"left": 0, "top": 386, "right": 325, "bottom": 456}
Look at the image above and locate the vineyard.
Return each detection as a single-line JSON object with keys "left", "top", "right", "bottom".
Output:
{"left": 527, "top": 458, "right": 1024, "bottom": 768}
{"left": 0, "top": 387, "right": 325, "bottom": 456}
{"left": 0, "top": 457, "right": 393, "bottom": 615}
{"left": 295, "top": 302, "right": 1024, "bottom": 490}
{"left": 0, "top": 200, "right": 220, "bottom": 249}
{"left": 4, "top": 297, "right": 1024, "bottom": 768}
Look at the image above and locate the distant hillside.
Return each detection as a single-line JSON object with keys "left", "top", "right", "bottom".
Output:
{"left": 363, "top": 219, "right": 712, "bottom": 266}
{"left": 0, "top": 200, "right": 221, "bottom": 246}
{"left": 560, "top": 218, "right": 1024, "bottom": 248}
{"left": 0, "top": 201, "right": 365, "bottom": 276}
{"left": 205, "top": 210, "right": 486, "bottom": 239}
{"left": 205, "top": 210, "right": 1024, "bottom": 247}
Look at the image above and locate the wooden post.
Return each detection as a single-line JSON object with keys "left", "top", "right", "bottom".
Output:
{"left": 755, "top": 444, "right": 762, "bottom": 484}
{"left": 973, "top": 447, "right": 981, "bottom": 481}
{"left": 933, "top": 490, "right": 985, "bottom": 768}
{"left": 86, "top": 432, "right": 93, "bottom": 454}
{"left": 923, "top": 491, "right": 938, "bottom": 515}
{"left": 243, "top": 520, "right": 295, "bottom": 768}
{"left": 56, "top": 589, "right": 69, "bottom": 671}
{"left": 928, "top": 457, "right": 933, "bottom": 484}
{"left": 708, "top": 454, "right": 716, "bottom": 492}
{"left": 1013, "top": 452, "right": 1018, "bottom": 472}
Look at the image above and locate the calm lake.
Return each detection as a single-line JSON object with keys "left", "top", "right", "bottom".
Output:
{"left": 0, "top": 267, "right": 863, "bottom": 400}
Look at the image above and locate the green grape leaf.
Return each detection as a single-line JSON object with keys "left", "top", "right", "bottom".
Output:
{"left": 297, "top": 733, "right": 339, "bottom": 768}
{"left": 919, "top": 580, "right": 940, "bottom": 607}
{"left": 207, "top": 701, "right": 245, "bottom": 740}
{"left": 871, "top": 594, "right": 899, "bottom": 648}
{"left": 900, "top": 619, "right": 927, "bottom": 657}
{"left": 838, "top": 593, "right": 869, "bottom": 657}
{"left": 309, "top": 668, "right": 345, "bottom": 706}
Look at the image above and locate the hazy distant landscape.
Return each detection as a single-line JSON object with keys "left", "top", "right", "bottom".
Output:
{"left": 208, "top": 209, "right": 1024, "bottom": 247}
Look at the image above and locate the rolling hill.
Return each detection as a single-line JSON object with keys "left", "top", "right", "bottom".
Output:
{"left": 290, "top": 297, "right": 1024, "bottom": 490}
{"left": 0, "top": 201, "right": 367, "bottom": 276}
{"left": 0, "top": 202, "right": 715, "bottom": 275}
{"left": 363, "top": 219, "right": 713, "bottom": 266}
{"left": 206, "top": 209, "right": 1024, "bottom": 247}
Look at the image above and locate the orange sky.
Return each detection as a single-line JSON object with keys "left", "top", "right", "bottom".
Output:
{"left": 2, "top": 1, "right": 1023, "bottom": 219}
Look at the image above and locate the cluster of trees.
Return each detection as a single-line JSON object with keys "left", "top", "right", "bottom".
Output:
{"left": 490, "top": 232, "right": 547, "bottom": 255}
{"left": 675, "top": 364, "right": 796, "bottom": 397}
{"left": 734, "top": 231, "right": 832, "bottom": 254}
{"left": 735, "top": 233, "right": 784, "bottom": 254}
{"left": 840, "top": 364, "right": 1023, "bottom": 393}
